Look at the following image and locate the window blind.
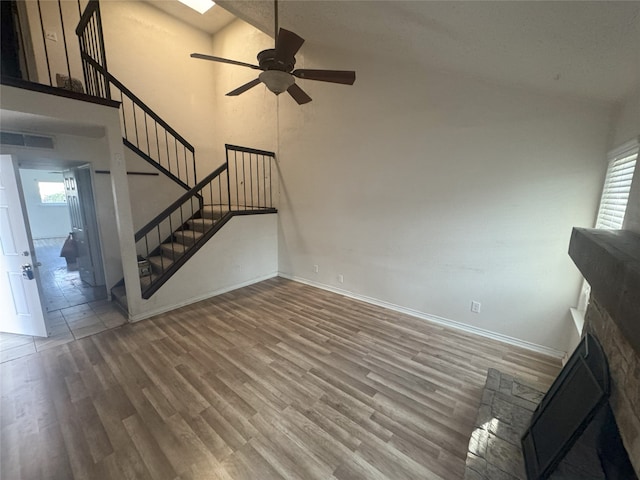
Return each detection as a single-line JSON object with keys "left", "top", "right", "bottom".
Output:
{"left": 595, "top": 143, "right": 638, "bottom": 230}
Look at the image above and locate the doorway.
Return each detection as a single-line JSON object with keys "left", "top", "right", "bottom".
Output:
{"left": 19, "top": 165, "right": 107, "bottom": 312}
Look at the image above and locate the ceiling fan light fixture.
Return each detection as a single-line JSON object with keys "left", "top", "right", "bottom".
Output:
{"left": 177, "top": 0, "right": 215, "bottom": 14}
{"left": 259, "top": 70, "right": 294, "bottom": 95}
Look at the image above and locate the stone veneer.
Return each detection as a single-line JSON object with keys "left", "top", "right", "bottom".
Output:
{"left": 464, "top": 369, "right": 544, "bottom": 480}
{"left": 568, "top": 227, "right": 640, "bottom": 477}
{"left": 584, "top": 296, "right": 640, "bottom": 478}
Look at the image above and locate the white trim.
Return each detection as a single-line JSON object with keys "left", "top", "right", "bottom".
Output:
{"left": 128, "top": 271, "right": 278, "bottom": 322}
{"left": 569, "top": 307, "right": 585, "bottom": 336}
{"left": 279, "top": 273, "right": 566, "bottom": 359}
{"left": 608, "top": 136, "right": 640, "bottom": 160}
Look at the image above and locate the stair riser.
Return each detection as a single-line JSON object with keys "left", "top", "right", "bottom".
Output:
{"left": 148, "top": 258, "right": 174, "bottom": 274}
{"left": 187, "top": 220, "right": 215, "bottom": 232}
{"left": 160, "top": 245, "right": 185, "bottom": 258}
{"left": 173, "top": 231, "right": 202, "bottom": 246}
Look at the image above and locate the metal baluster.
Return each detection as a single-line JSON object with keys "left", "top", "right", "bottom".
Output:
{"left": 144, "top": 114, "right": 150, "bottom": 156}
{"left": 132, "top": 103, "right": 139, "bottom": 147}
{"left": 164, "top": 131, "right": 170, "bottom": 176}
{"left": 269, "top": 155, "right": 273, "bottom": 207}
{"left": 36, "top": 0, "right": 53, "bottom": 85}
{"left": 249, "top": 154, "right": 253, "bottom": 208}
{"left": 94, "top": 3, "right": 111, "bottom": 99}
{"left": 263, "top": 155, "right": 267, "bottom": 208}
{"left": 218, "top": 175, "right": 223, "bottom": 215}
{"left": 242, "top": 152, "right": 247, "bottom": 210}
{"left": 175, "top": 139, "right": 180, "bottom": 184}
{"left": 153, "top": 121, "right": 160, "bottom": 166}
{"left": 235, "top": 151, "right": 240, "bottom": 211}
{"left": 58, "top": 1, "right": 72, "bottom": 85}
{"left": 183, "top": 146, "right": 188, "bottom": 186}
{"left": 190, "top": 198, "right": 196, "bottom": 245}
{"left": 256, "top": 154, "right": 261, "bottom": 209}
{"left": 168, "top": 216, "right": 175, "bottom": 263}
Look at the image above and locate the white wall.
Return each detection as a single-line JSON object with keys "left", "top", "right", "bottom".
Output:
{"left": 99, "top": 1, "right": 221, "bottom": 175}
{"left": 209, "top": 20, "right": 277, "bottom": 160}
{"left": 129, "top": 214, "right": 278, "bottom": 320}
{"left": 18, "top": 169, "right": 71, "bottom": 239}
{"left": 274, "top": 45, "right": 611, "bottom": 354}
{"left": 0, "top": 85, "right": 132, "bottom": 293}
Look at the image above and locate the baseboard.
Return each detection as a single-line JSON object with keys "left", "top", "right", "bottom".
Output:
{"left": 129, "top": 271, "right": 279, "bottom": 322}
{"left": 278, "top": 273, "right": 566, "bottom": 359}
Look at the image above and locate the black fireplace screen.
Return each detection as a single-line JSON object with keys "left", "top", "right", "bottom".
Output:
{"left": 522, "top": 333, "right": 610, "bottom": 479}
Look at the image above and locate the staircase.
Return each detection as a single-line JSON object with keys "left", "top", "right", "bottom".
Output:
{"left": 76, "top": 1, "right": 276, "bottom": 308}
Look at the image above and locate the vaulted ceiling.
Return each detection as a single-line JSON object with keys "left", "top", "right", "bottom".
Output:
{"left": 168, "top": 0, "right": 640, "bottom": 104}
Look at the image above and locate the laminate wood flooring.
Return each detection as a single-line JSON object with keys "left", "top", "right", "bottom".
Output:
{"left": 0, "top": 277, "right": 561, "bottom": 480}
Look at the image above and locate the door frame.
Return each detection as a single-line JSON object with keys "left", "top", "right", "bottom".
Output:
{"left": 18, "top": 161, "right": 108, "bottom": 315}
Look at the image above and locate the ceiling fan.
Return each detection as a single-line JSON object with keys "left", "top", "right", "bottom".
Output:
{"left": 190, "top": 0, "right": 356, "bottom": 104}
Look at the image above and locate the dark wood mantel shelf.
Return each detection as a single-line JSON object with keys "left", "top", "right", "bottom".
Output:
{"left": 569, "top": 228, "right": 640, "bottom": 354}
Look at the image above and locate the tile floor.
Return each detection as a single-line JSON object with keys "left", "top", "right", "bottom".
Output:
{"left": 0, "top": 299, "right": 127, "bottom": 363}
{"left": 34, "top": 237, "right": 107, "bottom": 311}
{"left": 1, "top": 238, "right": 126, "bottom": 364}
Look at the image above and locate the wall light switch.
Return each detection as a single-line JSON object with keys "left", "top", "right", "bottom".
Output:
{"left": 471, "top": 301, "right": 481, "bottom": 313}
{"left": 313, "top": 265, "right": 319, "bottom": 273}
{"left": 338, "top": 274, "right": 344, "bottom": 284}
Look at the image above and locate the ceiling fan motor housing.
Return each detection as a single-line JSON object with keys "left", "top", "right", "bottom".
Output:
{"left": 257, "top": 49, "right": 295, "bottom": 72}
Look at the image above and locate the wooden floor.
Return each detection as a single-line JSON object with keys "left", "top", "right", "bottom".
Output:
{"left": 0, "top": 277, "right": 561, "bottom": 480}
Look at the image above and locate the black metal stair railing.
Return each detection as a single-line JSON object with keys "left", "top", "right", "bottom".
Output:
{"left": 135, "top": 145, "right": 276, "bottom": 299}
{"left": 76, "top": 1, "right": 196, "bottom": 189}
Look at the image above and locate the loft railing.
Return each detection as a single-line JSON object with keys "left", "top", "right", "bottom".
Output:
{"left": 76, "top": 1, "right": 197, "bottom": 189}
{"left": 1, "top": 1, "right": 90, "bottom": 91}
{"left": 135, "top": 145, "right": 276, "bottom": 298}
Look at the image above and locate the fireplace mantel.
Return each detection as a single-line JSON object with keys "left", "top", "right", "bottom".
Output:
{"left": 569, "top": 228, "right": 640, "bottom": 354}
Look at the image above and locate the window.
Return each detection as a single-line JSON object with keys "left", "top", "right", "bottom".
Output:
{"left": 38, "top": 181, "right": 66, "bottom": 204}
{"left": 573, "top": 139, "right": 638, "bottom": 327}
{"left": 595, "top": 141, "right": 638, "bottom": 229}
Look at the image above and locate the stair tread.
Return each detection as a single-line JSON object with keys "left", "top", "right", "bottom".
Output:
{"left": 187, "top": 217, "right": 217, "bottom": 232}
{"left": 173, "top": 229, "right": 204, "bottom": 238}
{"left": 160, "top": 242, "right": 188, "bottom": 256}
{"left": 148, "top": 255, "right": 174, "bottom": 272}
{"left": 140, "top": 274, "right": 159, "bottom": 290}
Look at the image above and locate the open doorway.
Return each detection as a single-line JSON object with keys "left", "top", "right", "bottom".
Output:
{"left": 19, "top": 164, "right": 107, "bottom": 312}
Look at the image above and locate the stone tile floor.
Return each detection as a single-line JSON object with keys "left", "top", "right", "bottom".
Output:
{"left": 0, "top": 300, "right": 127, "bottom": 363}
{"left": 1, "top": 238, "right": 125, "bottom": 364}
{"left": 34, "top": 237, "right": 107, "bottom": 311}
{"left": 465, "top": 368, "right": 544, "bottom": 480}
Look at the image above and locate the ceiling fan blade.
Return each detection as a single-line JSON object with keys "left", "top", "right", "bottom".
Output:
{"left": 226, "top": 78, "right": 262, "bottom": 96}
{"left": 275, "top": 28, "right": 305, "bottom": 63}
{"left": 287, "top": 83, "right": 312, "bottom": 105}
{"left": 190, "top": 53, "right": 262, "bottom": 70}
{"left": 292, "top": 69, "right": 356, "bottom": 85}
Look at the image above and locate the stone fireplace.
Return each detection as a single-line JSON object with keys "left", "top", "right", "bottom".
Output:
{"left": 568, "top": 227, "right": 640, "bottom": 478}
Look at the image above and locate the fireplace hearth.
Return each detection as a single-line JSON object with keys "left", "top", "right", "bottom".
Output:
{"left": 569, "top": 228, "right": 640, "bottom": 478}
{"left": 464, "top": 228, "right": 640, "bottom": 479}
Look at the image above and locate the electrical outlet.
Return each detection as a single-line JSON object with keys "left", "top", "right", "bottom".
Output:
{"left": 45, "top": 31, "right": 58, "bottom": 42}
{"left": 313, "top": 265, "right": 319, "bottom": 273}
{"left": 471, "top": 301, "right": 481, "bottom": 313}
{"left": 338, "top": 274, "right": 344, "bottom": 283}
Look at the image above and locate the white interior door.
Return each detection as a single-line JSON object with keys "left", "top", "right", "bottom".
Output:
{"left": 0, "top": 155, "right": 47, "bottom": 337}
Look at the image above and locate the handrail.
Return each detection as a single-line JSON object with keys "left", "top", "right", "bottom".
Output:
{"left": 82, "top": 55, "right": 194, "bottom": 152}
{"left": 225, "top": 144, "right": 275, "bottom": 157}
{"left": 77, "top": 2, "right": 197, "bottom": 187}
{"left": 135, "top": 162, "right": 228, "bottom": 241}
{"left": 75, "top": 0, "right": 99, "bottom": 36}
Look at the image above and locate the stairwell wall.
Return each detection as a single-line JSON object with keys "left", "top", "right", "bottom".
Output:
{"left": 274, "top": 45, "right": 611, "bottom": 355}
{"left": 98, "top": 1, "right": 220, "bottom": 175}
{"left": 208, "top": 19, "right": 278, "bottom": 166}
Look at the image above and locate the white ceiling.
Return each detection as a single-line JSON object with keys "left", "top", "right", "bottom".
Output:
{"left": 145, "top": 0, "right": 236, "bottom": 34}
{"left": 0, "top": 110, "right": 105, "bottom": 138}
{"left": 212, "top": 0, "right": 640, "bottom": 104}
